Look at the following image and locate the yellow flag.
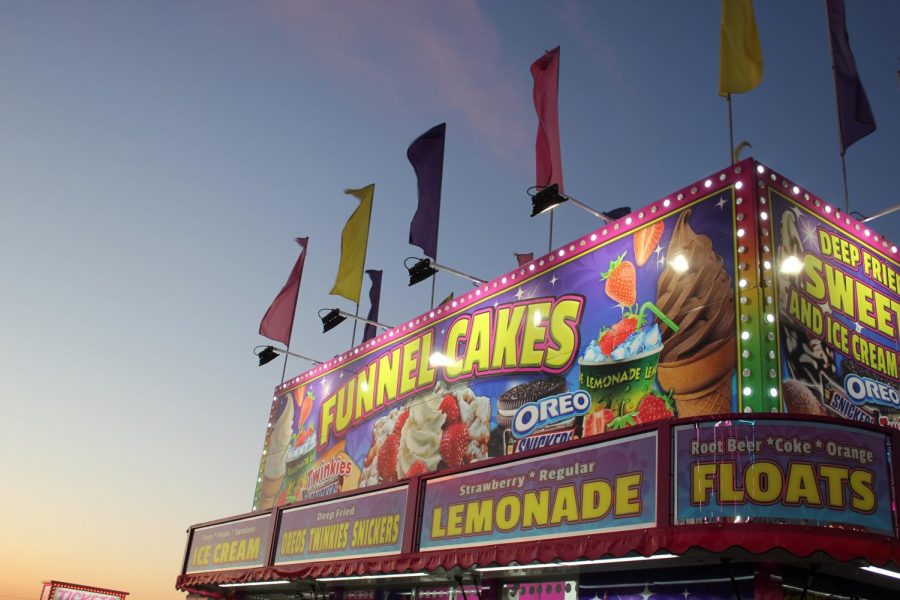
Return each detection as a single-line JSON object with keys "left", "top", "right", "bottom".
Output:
{"left": 719, "top": 0, "right": 763, "bottom": 96}
{"left": 330, "top": 184, "right": 374, "bottom": 304}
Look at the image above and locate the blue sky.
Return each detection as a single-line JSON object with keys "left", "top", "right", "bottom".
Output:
{"left": 0, "top": 2, "right": 897, "bottom": 599}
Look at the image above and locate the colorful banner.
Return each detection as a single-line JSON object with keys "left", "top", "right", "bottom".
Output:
{"left": 185, "top": 514, "right": 271, "bottom": 574}
{"left": 274, "top": 486, "right": 407, "bottom": 564}
{"left": 419, "top": 431, "right": 657, "bottom": 550}
{"left": 44, "top": 585, "right": 126, "bottom": 600}
{"left": 771, "top": 190, "right": 900, "bottom": 426}
{"left": 673, "top": 420, "right": 893, "bottom": 535}
{"left": 254, "top": 189, "right": 740, "bottom": 509}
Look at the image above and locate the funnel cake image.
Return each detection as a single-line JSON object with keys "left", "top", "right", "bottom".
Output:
{"left": 258, "top": 398, "right": 294, "bottom": 508}
{"left": 656, "top": 210, "right": 735, "bottom": 417}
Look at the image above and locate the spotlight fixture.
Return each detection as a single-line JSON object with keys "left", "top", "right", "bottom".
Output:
{"left": 320, "top": 308, "right": 347, "bottom": 333}
{"left": 529, "top": 184, "right": 631, "bottom": 223}
{"left": 407, "top": 257, "right": 439, "bottom": 286}
{"left": 253, "top": 345, "right": 321, "bottom": 366}
{"left": 318, "top": 308, "right": 392, "bottom": 334}
{"left": 405, "top": 257, "right": 486, "bottom": 287}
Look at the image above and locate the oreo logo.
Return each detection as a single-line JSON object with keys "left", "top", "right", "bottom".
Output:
{"left": 844, "top": 374, "right": 900, "bottom": 407}
{"left": 512, "top": 391, "right": 591, "bottom": 438}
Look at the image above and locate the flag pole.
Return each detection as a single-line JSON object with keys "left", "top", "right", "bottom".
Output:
{"left": 824, "top": 0, "right": 850, "bottom": 212}
{"left": 548, "top": 211, "right": 554, "bottom": 253}
{"left": 280, "top": 345, "right": 289, "bottom": 383}
{"left": 351, "top": 303, "right": 360, "bottom": 348}
{"left": 727, "top": 93, "right": 735, "bottom": 164}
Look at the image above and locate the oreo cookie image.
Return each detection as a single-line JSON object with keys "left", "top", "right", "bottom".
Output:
{"left": 496, "top": 377, "right": 567, "bottom": 429}
{"left": 497, "top": 377, "right": 582, "bottom": 455}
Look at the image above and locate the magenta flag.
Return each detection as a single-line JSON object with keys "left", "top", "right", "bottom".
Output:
{"left": 408, "top": 123, "right": 446, "bottom": 260}
{"left": 259, "top": 237, "right": 308, "bottom": 346}
{"left": 531, "top": 46, "right": 563, "bottom": 193}
{"left": 363, "top": 269, "right": 383, "bottom": 343}
{"left": 515, "top": 252, "right": 534, "bottom": 266}
{"left": 826, "top": 0, "right": 876, "bottom": 152}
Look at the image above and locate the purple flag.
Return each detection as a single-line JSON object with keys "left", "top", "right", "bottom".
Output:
{"left": 827, "top": 0, "right": 876, "bottom": 152}
{"left": 363, "top": 269, "right": 383, "bottom": 343}
{"left": 408, "top": 123, "right": 446, "bottom": 260}
{"left": 259, "top": 237, "right": 308, "bottom": 346}
{"left": 515, "top": 252, "right": 534, "bottom": 266}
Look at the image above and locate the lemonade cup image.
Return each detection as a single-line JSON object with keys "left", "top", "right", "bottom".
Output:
{"left": 578, "top": 346, "right": 662, "bottom": 420}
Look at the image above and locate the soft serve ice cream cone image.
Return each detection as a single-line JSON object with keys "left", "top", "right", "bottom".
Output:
{"left": 655, "top": 209, "right": 736, "bottom": 417}
{"left": 258, "top": 397, "right": 294, "bottom": 509}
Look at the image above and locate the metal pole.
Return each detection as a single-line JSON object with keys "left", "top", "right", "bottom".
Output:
{"left": 280, "top": 346, "right": 289, "bottom": 383}
{"left": 350, "top": 303, "right": 360, "bottom": 349}
{"left": 840, "top": 152, "right": 850, "bottom": 213}
{"left": 548, "top": 210, "right": 554, "bottom": 253}
{"left": 727, "top": 94, "right": 735, "bottom": 165}
{"left": 862, "top": 203, "right": 900, "bottom": 222}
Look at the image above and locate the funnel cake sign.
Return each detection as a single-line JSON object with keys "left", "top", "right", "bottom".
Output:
{"left": 255, "top": 189, "right": 740, "bottom": 509}
{"left": 771, "top": 190, "right": 900, "bottom": 426}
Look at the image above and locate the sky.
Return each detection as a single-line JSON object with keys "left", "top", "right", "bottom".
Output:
{"left": 0, "top": 1, "right": 897, "bottom": 599}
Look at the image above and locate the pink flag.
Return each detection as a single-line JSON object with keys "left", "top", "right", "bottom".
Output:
{"left": 515, "top": 252, "right": 534, "bottom": 266}
{"left": 531, "top": 46, "right": 563, "bottom": 193}
{"left": 259, "top": 237, "right": 309, "bottom": 346}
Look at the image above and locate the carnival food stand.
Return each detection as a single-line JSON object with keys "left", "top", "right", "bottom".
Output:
{"left": 177, "top": 159, "right": 900, "bottom": 600}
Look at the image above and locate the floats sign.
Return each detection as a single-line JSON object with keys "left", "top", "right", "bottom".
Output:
{"left": 673, "top": 420, "right": 893, "bottom": 535}
{"left": 185, "top": 514, "right": 271, "bottom": 574}
{"left": 419, "top": 431, "right": 657, "bottom": 550}
{"left": 772, "top": 190, "right": 900, "bottom": 425}
{"left": 274, "top": 486, "right": 407, "bottom": 564}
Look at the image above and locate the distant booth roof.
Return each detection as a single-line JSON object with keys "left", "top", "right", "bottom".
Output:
{"left": 177, "top": 160, "right": 900, "bottom": 600}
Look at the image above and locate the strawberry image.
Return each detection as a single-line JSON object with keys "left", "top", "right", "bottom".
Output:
{"left": 405, "top": 460, "right": 429, "bottom": 478}
{"left": 583, "top": 408, "right": 614, "bottom": 437}
{"left": 636, "top": 393, "right": 673, "bottom": 424}
{"left": 377, "top": 434, "right": 401, "bottom": 482}
{"left": 598, "top": 314, "right": 640, "bottom": 356}
{"left": 601, "top": 253, "right": 637, "bottom": 307}
{"left": 439, "top": 422, "right": 470, "bottom": 468}
{"left": 392, "top": 410, "right": 410, "bottom": 436}
{"left": 633, "top": 222, "right": 664, "bottom": 267}
{"left": 438, "top": 393, "right": 461, "bottom": 424}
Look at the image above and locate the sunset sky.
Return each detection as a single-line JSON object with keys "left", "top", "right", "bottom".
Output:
{"left": 1, "top": 2, "right": 898, "bottom": 599}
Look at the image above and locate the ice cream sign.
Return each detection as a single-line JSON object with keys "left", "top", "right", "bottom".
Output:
{"left": 772, "top": 190, "right": 900, "bottom": 426}
{"left": 419, "top": 431, "right": 657, "bottom": 550}
{"left": 185, "top": 514, "right": 271, "bottom": 573}
{"left": 673, "top": 420, "right": 893, "bottom": 536}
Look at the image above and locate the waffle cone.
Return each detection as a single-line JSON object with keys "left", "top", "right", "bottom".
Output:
{"left": 673, "top": 373, "right": 733, "bottom": 417}
{"left": 257, "top": 474, "right": 284, "bottom": 509}
{"left": 657, "top": 334, "right": 735, "bottom": 395}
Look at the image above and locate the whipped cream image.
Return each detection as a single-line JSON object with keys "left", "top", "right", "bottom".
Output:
{"left": 397, "top": 395, "right": 446, "bottom": 477}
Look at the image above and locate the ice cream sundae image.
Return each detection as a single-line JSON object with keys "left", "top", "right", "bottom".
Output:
{"left": 655, "top": 209, "right": 735, "bottom": 417}
{"left": 359, "top": 382, "right": 490, "bottom": 486}
{"left": 258, "top": 397, "right": 294, "bottom": 509}
{"left": 777, "top": 209, "right": 836, "bottom": 416}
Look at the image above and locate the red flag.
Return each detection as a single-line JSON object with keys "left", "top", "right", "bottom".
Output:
{"left": 531, "top": 46, "right": 563, "bottom": 193}
{"left": 259, "top": 237, "right": 309, "bottom": 346}
{"left": 515, "top": 252, "right": 534, "bottom": 266}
